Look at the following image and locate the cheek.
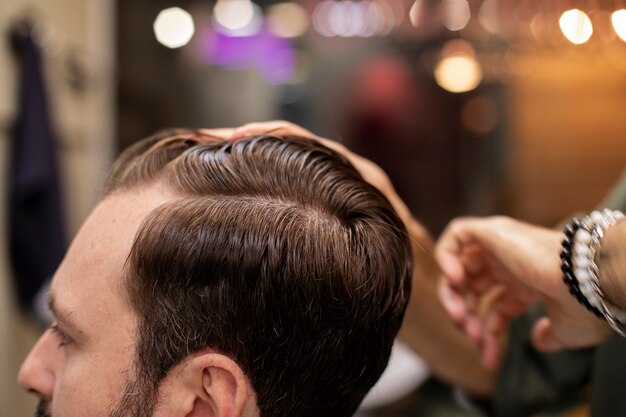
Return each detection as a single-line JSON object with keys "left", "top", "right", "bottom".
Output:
{"left": 53, "top": 349, "right": 135, "bottom": 417}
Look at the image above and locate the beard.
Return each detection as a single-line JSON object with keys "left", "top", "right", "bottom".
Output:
{"left": 108, "top": 370, "right": 160, "bottom": 417}
{"left": 35, "top": 400, "right": 50, "bottom": 417}
{"left": 34, "top": 370, "right": 159, "bottom": 417}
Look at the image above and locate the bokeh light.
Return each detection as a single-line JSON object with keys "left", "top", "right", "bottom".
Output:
{"left": 313, "top": 1, "right": 336, "bottom": 37}
{"left": 612, "top": 9, "right": 626, "bottom": 43}
{"left": 478, "top": 0, "right": 499, "bottom": 34}
{"left": 559, "top": 9, "right": 593, "bottom": 45}
{"left": 435, "top": 40, "right": 482, "bottom": 93}
{"left": 214, "top": 1, "right": 263, "bottom": 37}
{"left": 442, "top": 0, "right": 471, "bottom": 32}
{"left": 267, "top": 2, "right": 309, "bottom": 38}
{"left": 361, "top": 2, "right": 382, "bottom": 37}
{"left": 214, "top": 0, "right": 255, "bottom": 31}
{"left": 313, "top": 1, "right": 392, "bottom": 37}
{"left": 409, "top": 0, "right": 424, "bottom": 28}
{"left": 375, "top": 1, "right": 396, "bottom": 35}
{"left": 328, "top": 1, "right": 360, "bottom": 37}
{"left": 153, "top": 7, "right": 195, "bottom": 49}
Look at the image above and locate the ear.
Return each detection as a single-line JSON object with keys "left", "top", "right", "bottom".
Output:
{"left": 168, "top": 352, "right": 254, "bottom": 417}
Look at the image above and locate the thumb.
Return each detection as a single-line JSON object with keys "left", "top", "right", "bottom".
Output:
{"left": 436, "top": 251, "right": 466, "bottom": 286}
{"left": 531, "top": 317, "right": 566, "bottom": 352}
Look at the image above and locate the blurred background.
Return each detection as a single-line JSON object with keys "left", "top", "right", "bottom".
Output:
{"left": 1, "top": 0, "right": 626, "bottom": 416}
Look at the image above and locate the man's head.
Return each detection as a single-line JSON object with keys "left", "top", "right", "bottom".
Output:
{"left": 19, "top": 130, "right": 412, "bottom": 417}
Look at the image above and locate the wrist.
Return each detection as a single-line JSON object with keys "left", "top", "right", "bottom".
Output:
{"left": 560, "top": 210, "right": 626, "bottom": 335}
{"left": 597, "top": 218, "right": 626, "bottom": 309}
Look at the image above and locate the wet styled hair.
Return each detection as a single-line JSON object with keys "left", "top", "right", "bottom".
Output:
{"left": 105, "top": 129, "right": 412, "bottom": 417}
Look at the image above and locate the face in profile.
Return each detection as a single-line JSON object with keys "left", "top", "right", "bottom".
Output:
{"left": 19, "top": 186, "right": 191, "bottom": 417}
{"left": 18, "top": 132, "right": 411, "bottom": 417}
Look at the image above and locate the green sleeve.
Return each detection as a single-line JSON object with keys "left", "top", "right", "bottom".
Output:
{"left": 492, "top": 305, "right": 593, "bottom": 417}
{"left": 599, "top": 168, "right": 626, "bottom": 211}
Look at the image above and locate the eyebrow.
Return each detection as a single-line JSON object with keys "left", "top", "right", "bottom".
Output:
{"left": 47, "top": 293, "right": 85, "bottom": 337}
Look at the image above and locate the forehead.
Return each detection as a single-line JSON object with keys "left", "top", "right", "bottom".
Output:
{"left": 50, "top": 184, "right": 178, "bottom": 331}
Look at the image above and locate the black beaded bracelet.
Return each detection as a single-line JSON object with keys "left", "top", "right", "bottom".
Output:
{"left": 561, "top": 219, "right": 603, "bottom": 319}
{"left": 560, "top": 209, "right": 626, "bottom": 336}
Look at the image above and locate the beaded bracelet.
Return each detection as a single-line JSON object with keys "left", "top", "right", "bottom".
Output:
{"left": 561, "top": 209, "right": 626, "bottom": 336}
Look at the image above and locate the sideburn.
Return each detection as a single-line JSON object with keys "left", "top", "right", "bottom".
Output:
{"left": 107, "top": 361, "right": 160, "bottom": 417}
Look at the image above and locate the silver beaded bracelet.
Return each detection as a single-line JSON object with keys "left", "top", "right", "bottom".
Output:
{"left": 561, "top": 209, "right": 626, "bottom": 336}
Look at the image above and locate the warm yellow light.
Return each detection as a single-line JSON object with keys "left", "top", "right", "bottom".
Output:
{"left": 442, "top": 0, "right": 471, "bottom": 31}
{"left": 612, "top": 9, "right": 626, "bottom": 42}
{"left": 267, "top": 2, "right": 309, "bottom": 38}
{"left": 530, "top": 13, "right": 546, "bottom": 42}
{"left": 214, "top": 0, "right": 255, "bottom": 30}
{"left": 435, "top": 54, "right": 482, "bottom": 93}
{"left": 153, "top": 7, "right": 195, "bottom": 49}
{"left": 559, "top": 9, "right": 593, "bottom": 44}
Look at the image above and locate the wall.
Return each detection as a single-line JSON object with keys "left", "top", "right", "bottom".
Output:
{"left": 504, "top": 45, "right": 626, "bottom": 225}
{"left": 0, "top": 1, "right": 114, "bottom": 416}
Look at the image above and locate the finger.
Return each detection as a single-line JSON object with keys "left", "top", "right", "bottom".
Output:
{"left": 228, "top": 122, "right": 413, "bottom": 224}
{"left": 489, "top": 294, "right": 530, "bottom": 319}
{"left": 463, "top": 315, "right": 484, "bottom": 344}
{"left": 484, "top": 310, "right": 508, "bottom": 335}
{"left": 229, "top": 122, "right": 355, "bottom": 168}
{"left": 438, "top": 281, "right": 468, "bottom": 323}
{"left": 477, "top": 286, "right": 504, "bottom": 320}
{"left": 473, "top": 279, "right": 530, "bottom": 319}
{"left": 465, "top": 272, "right": 499, "bottom": 296}
{"left": 465, "top": 291, "right": 477, "bottom": 313}
{"left": 230, "top": 121, "right": 316, "bottom": 141}
{"left": 437, "top": 251, "right": 466, "bottom": 286}
{"left": 435, "top": 219, "right": 480, "bottom": 286}
{"left": 197, "top": 128, "right": 235, "bottom": 139}
{"left": 460, "top": 246, "right": 485, "bottom": 276}
{"left": 228, "top": 122, "right": 366, "bottom": 181}
{"left": 531, "top": 317, "right": 565, "bottom": 352}
{"left": 229, "top": 122, "right": 356, "bottom": 167}
{"left": 481, "top": 332, "right": 503, "bottom": 369}
{"left": 316, "top": 136, "right": 350, "bottom": 157}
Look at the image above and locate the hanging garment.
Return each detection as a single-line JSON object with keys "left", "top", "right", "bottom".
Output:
{"left": 8, "top": 20, "right": 67, "bottom": 310}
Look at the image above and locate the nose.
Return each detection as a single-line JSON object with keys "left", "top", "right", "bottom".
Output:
{"left": 18, "top": 330, "right": 61, "bottom": 401}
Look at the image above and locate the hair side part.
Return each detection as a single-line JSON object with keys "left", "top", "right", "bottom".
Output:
{"left": 105, "top": 131, "right": 413, "bottom": 417}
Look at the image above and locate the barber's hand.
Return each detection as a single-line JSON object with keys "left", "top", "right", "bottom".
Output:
{"left": 229, "top": 121, "right": 420, "bottom": 236}
{"left": 197, "top": 128, "right": 236, "bottom": 139}
{"left": 230, "top": 122, "right": 502, "bottom": 395}
{"left": 436, "top": 216, "right": 612, "bottom": 368}
{"left": 229, "top": 121, "right": 396, "bottom": 202}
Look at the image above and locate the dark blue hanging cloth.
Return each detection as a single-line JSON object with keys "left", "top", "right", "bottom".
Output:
{"left": 8, "top": 20, "right": 67, "bottom": 309}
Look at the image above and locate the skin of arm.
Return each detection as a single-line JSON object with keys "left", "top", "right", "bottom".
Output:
{"left": 399, "top": 219, "right": 497, "bottom": 395}
{"left": 597, "top": 219, "right": 626, "bottom": 310}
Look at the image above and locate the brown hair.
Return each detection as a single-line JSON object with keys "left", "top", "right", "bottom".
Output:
{"left": 105, "top": 129, "right": 412, "bottom": 417}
